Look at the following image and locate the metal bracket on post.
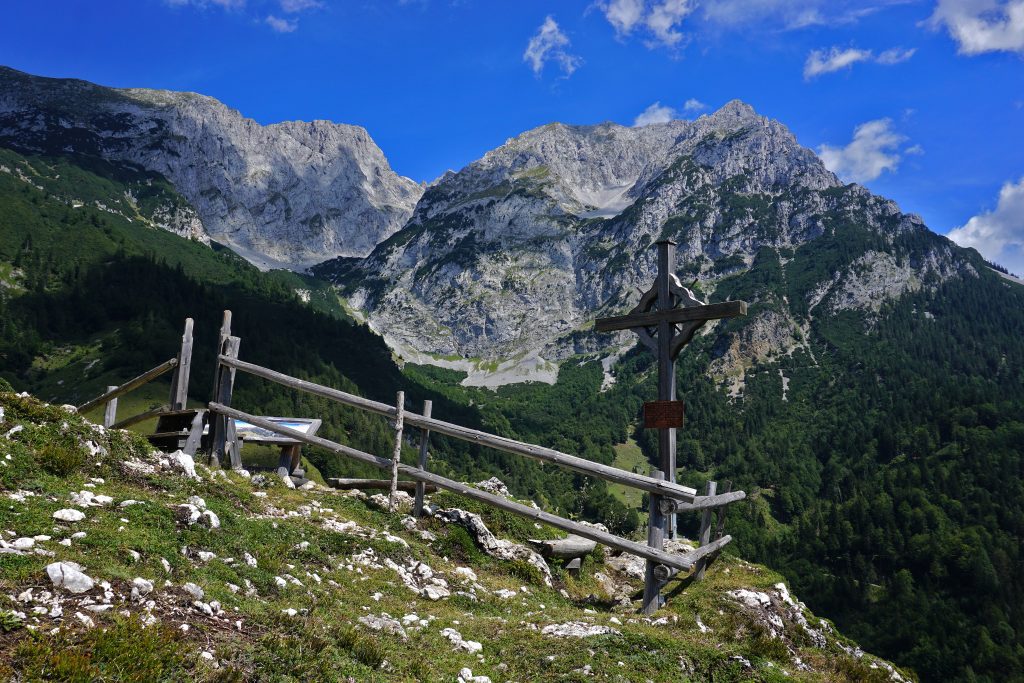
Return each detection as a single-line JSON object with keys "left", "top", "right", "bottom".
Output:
{"left": 414, "top": 399, "right": 432, "bottom": 518}
{"left": 693, "top": 480, "right": 717, "bottom": 581}
{"left": 102, "top": 386, "right": 118, "bottom": 428}
{"left": 642, "top": 469, "right": 667, "bottom": 615}
{"left": 389, "top": 391, "right": 405, "bottom": 513}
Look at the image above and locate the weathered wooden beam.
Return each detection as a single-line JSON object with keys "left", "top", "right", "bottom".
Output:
{"left": 414, "top": 400, "right": 433, "bottom": 518}
{"left": 674, "top": 489, "right": 746, "bottom": 512}
{"left": 643, "top": 469, "right": 667, "bottom": 615}
{"left": 170, "top": 318, "right": 194, "bottom": 410}
{"left": 208, "top": 403, "right": 697, "bottom": 572}
{"left": 102, "top": 386, "right": 118, "bottom": 429}
{"left": 182, "top": 410, "right": 206, "bottom": 457}
{"left": 714, "top": 480, "right": 732, "bottom": 541}
{"left": 594, "top": 300, "right": 747, "bottom": 333}
{"left": 211, "top": 336, "right": 240, "bottom": 467}
{"left": 652, "top": 534, "right": 733, "bottom": 583}
{"left": 218, "top": 355, "right": 699, "bottom": 503}
{"left": 78, "top": 358, "right": 178, "bottom": 414}
{"left": 693, "top": 480, "right": 717, "bottom": 581}
{"left": 528, "top": 535, "right": 598, "bottom": 560}
{"left": 109, "top": 403, "right": 171, "bottom": 431}
{"left": 389, "top": 391, "right": 405, "bottom": 512}
{"left": 328, "top": 478, "right": 437, "bottom": 493}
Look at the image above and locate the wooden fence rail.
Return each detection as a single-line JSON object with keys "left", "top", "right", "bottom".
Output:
{"left": 77, "top": 357, "right": 179, "bottom": 414}
{"left": 217, "top": 354, "right": 706, "bottom": 505}
{"left": 208, "top": 402, "right": 725, "bottom": 572}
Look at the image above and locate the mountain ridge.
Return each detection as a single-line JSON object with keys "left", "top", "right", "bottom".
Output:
{"left": 0, "top": 65, "right": 423, "bottom": 270}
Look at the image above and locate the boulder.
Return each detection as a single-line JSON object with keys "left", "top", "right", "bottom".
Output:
{"left": 46, "top": 561, "right": 95, "bottom": 593}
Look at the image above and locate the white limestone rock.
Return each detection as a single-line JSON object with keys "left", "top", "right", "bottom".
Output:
{"left": 46, "top": 561, "right": 95, "bottom": 593}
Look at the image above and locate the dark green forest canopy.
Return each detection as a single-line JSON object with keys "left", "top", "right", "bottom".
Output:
{"left": 1, "top": 145, "right": 1022, "bottom": 682}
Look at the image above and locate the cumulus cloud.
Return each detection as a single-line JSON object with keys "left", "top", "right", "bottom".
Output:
{"left": 803, "top": 47, "right": 873, "bottom": 78}
{"left": 596, "top": 0, "right": 695, "bottom": 48}
{"left": 927, "top": 0, "right": 1024, "bottom": 55}
{"left": 683, "top": 98, "right": 707, "bottom": 112}
{"left": 265, "top": 14, "right": 298, "bottom": 32}
{"left": 524, "top": 16, "right": 582, "bottom": 77}
{"left": 876, "top": 46, "right": 917, "bottom": 64}
{"left": 817, "top": 118, "right": 908, "bottom": 182}
{"left": 634, "top": 102, "right": 677, "bottom": 126}
{"left": 803, "top": 45, "right": 916, "bottom": 79}
{"left": 602, "top": 0, "right": 646, "bottom": 35}
{"left": 948, "top": 178, "right": 1024, "bottom": 276}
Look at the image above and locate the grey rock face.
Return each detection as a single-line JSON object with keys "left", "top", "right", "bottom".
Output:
{"left": 328, "top": 101, "right": 971, "bottom": 383}
{"left": 0, "top": 66, "right": 422, "bottom": 269}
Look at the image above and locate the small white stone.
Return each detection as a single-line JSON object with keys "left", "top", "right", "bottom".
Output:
{"left": 46, "top": 562, "right": 94, "bottom": 593}
{"left": 53, "top": 509, "right": 86, "bottom": 522}
{"left": 182, "top": 582, "right": 204, "bottom": 601}
{"left": 132, "top": 577, "right": 154, "bottom": 596}
{"left": 75, "top": 612, "right": 95, "bottom": 628}
{"left": 12, "top": 537, "right": 34, "bottom": 550}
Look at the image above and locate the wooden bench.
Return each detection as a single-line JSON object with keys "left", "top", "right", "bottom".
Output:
{"left": 232, "top": 416, "right": 322, "bottom": 476}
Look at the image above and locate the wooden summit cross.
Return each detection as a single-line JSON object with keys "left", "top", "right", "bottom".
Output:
{"left": 596, "top": 239, "right": 746, "bottom": 608}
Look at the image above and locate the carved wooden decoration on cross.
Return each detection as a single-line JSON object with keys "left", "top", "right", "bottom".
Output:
{"left": 596, "top": 239, "right": 746, "bottom": 611}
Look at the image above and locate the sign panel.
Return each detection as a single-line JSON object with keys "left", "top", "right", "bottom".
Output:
{"left": 643, "top": 400, "right": 685, "bottom": 429}
{"left": 233, "top": 417, "right": 322, "bottom": 445}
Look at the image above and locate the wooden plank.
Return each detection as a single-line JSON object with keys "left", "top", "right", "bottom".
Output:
{"left": 414, "top": 400, "right": 432, "bottom": 518}
{"left": 102, "top": 386, "right": 118, "bottom": 429}
{"left": 594, "top": 300, "right": 747, "bottom": 333}
{"left": 182, "top": 410, "right": 206, "bottom": 457}
{"left": 714, "top": 480, "right": 732, "bottom": 541}
{"left": 675, "top": 489, "right": 746, "bottom": 512}
{"left": 693, "top": 480, "right": 717, "bottom": 581}
{"left": 389, "top": 391, "right": 405, "bottom": 512}
{"left": 77, "top": 358, "right": 178, "bottom": 414}
{"left": 218, "top": 355, "right": 699, "bottom": 503}
{"left": 328, "top": 478, "right": 438, "bottom": 493}
{"left": 653, "top": 534, "right": 733, "bottom": 583}
{"left": 171, "top": 318, "right": 194, "bottom": 410}
{"left": 210, "top": 336, "right": 241, "bottom": 467}
{"left": 643, "top": 469, "right": 667, "bottom": 615}
{"left": 528, "top": 535, "right": 597, "bottom": 559}
{"left": 207, "top": 402, "right": 697, "bottom": 572}
{"left": 109, "top": 404, "right": 171, "bottom": 431}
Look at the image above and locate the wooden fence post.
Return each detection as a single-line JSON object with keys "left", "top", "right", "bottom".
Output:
{"left": 414, "top": 399, "right": 432, "bottom": 518}
{"left": 389, "top": 391, "right": 405, "bottom": 512}
{"left": 211, "top": 335, "right": 240, "bottom": 468}
{"left": 693, "top": 480, "right": 717, "bottom": 581}
{"left": 714, "top": 480, "right": 732, "bottom": 541}
{"left": 102, "top": 386, "right": 118, "bottom": 428}
{"left": 169, "top": 318, "right": 194, "bottom": 411}
{"left": 642, "top": 469, "right": 666, "bottom": 615}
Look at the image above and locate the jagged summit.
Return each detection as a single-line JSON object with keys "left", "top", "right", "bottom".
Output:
{"left": 321, "top": 96, "right": 959, "bottom": 384}
{"left": 0, "top": 65, "right": 423, "bottom": 270}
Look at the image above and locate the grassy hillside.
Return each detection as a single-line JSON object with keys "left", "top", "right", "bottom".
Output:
{"left": 0, "top": 388, "right": 910, "bottom": 682}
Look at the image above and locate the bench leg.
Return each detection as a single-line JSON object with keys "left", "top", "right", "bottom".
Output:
{"left": 277, "top": 444, "right": 301, "bottom": 475}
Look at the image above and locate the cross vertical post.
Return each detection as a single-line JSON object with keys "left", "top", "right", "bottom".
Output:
{"left": 655, "top": 240, "right": 678, "bottom": 540}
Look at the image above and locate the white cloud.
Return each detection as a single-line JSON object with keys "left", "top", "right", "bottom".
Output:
{"left": 524, "top": 16, "right": 582, "bottom": 77}
{"left": 645, "top": 0, "right": 696, "bottom": 47}
{"left": 803, "top": 44, "right": 917, "bottom": 79}
{"left": 948, "top": 177, "right": 1024, "bottom": 275}
{"left": 817, "top": 118, "right": 908, "bottom": 182}
{"left": 265, "top": 14, "right": 298, "bottom": 32}
{"left": 596, "top": 0, "right": 695, "bottom": 48}
{"left": 803, "top": 46, "right": 873, "bottom": 78}
{"left": 634, "top": 102, "right": 677, "bottom": 126}
{"left": 683, "top": 98, "right": 707, "bottom": 112}
{"left": 280, "top": 0, "right": 321, "bottom": 11}
{"left": 927, "top": 0, "right": 1024, "bottom": 55}
{"left": 601, "top": 0, "right": 646, "bottom": 35}
{"left": 876, "top": 46, "right": 917, "bottom": 63}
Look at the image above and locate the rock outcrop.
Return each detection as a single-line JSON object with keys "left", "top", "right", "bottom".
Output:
{"left": 0, "top": 66, "right": 423, "bottom": 269}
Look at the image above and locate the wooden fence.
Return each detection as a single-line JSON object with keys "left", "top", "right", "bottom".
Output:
{"left": 202, "top": 311, "right": 745, "bottom": 612}
{"left": 80, "top": 312, "right": 745, "bottom": 612}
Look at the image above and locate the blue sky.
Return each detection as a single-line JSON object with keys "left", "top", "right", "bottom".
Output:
{"left": 1, "top": 0, "right": 1022, "bottom": 272}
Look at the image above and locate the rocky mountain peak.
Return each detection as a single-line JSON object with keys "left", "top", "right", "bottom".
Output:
{"left": 0, "top": 66, "right": 423, "bottom": 270}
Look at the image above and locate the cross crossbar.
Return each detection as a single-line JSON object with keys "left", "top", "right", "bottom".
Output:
{"left": 595, "top": 300, "right": 747, "bottom": 333}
